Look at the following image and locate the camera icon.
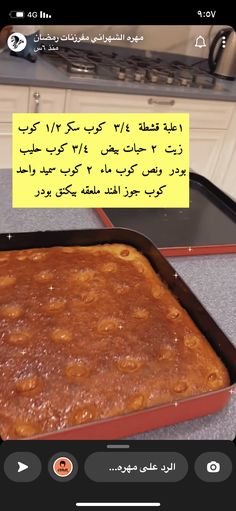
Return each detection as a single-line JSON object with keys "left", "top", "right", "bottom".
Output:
{"left": 206, "top": 461, "right": 221, "bottom": 473}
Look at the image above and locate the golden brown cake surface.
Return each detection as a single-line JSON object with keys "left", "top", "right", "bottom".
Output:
{"left": 0, "top": 243, "right": 229, "bottom": 439}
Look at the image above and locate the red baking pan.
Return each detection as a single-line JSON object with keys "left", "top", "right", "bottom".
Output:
{"left": 0, "top": 228, "right": 235, "bottom": 440}
{"left": 96, "top": 173, "right": 236, "bottom": 257}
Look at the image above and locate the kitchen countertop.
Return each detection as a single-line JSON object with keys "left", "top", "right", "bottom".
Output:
{"left": 0, "top": 169, "right": 235, "bottom": 440}
{"left": 0, "top": 51, "right": 236, "bottom": 101}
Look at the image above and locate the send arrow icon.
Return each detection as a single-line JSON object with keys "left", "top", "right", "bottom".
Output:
{"left": 18, "top": 461, "right": 28, "bottom": 473}
{"left": 4, "top": 453, "right": 41, "bottom": 482}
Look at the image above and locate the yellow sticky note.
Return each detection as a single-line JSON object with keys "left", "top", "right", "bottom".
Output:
{"left": 12, "top": 113, "right": 189, "bottom": 208}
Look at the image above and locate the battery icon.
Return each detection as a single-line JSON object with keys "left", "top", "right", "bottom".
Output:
{"left": 9, "top": 10, "right": 25, "bottom": 19}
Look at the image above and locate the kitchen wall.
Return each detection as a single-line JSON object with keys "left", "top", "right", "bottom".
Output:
{"left": 39, "top": 24, "right": 229, "bottom": 57}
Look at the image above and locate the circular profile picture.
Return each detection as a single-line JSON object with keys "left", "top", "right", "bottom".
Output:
{"left": 7, "top": 32, "right": 27, "bottom": 52}
{"left": 52, "top": 457, "right": 74, "bottom": 478}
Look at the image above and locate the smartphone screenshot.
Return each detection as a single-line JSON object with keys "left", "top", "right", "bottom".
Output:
{"left": 0, "top": 6, "right": 235, "bottom": 510}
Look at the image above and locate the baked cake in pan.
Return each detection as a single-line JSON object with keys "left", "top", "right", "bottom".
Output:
{"left": 0, "top": 244, "right": 229, "bottom": 439}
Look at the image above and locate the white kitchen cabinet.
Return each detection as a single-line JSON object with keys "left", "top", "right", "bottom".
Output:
{"left": 0, "top": 85, "right": 29, "bottom": 122}
{"left": 28, "top": 87, "right": 66, "bottom": 113}
{"left": 190, "top": 130, "right": 227, "bottom": 180}
{"left": 0, "top": 85, "right": 29, "bottom": 169}
{"left": 65, "top": 90, "right": 234, "bottom": 129}
{"left": 220, "top": 146, "right": 236, "bottom": 200}
{"left": 0, "top": 124, "right": 12, "bottom": 169}
{"left": 65, "top": 90, "right": 174, "bottom": 113}
{"left": 0, "top": 86, "right": 66, "bottom": 169}
{"left": 218, "top": 141, "right": 236, "bottom": 199}
{"left": 212, "top": 108, "right": 236, "bottom": 199}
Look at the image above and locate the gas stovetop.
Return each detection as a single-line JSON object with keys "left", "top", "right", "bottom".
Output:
{"left": 43, "top": 47, "right": 217, "bottom": 89}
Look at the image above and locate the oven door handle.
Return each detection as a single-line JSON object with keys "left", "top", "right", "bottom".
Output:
{"left": 148, "top": 98, "right": 175, "bottom": 106}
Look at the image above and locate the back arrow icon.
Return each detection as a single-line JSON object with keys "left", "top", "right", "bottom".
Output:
{"left": 18, "top": 462, "right": 28, "bottom": 473}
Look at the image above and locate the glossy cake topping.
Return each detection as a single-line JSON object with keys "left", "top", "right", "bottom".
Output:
{"left": 0, "top": 243, "right": 230, "bottom": 439}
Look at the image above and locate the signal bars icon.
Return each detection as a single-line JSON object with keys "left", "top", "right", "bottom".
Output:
{"left": 40, "top": 11, "right": 51, "bottom": 18}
